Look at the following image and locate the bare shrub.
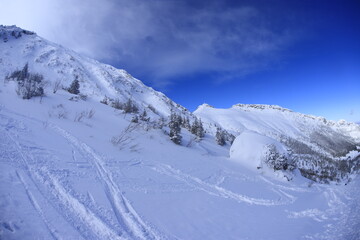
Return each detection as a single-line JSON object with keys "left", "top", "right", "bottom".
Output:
{"left": 74, "top": 112, "right": 86, "bottom": 122}
{"left": 74, "top": 109, "right": 96, "bottom": 122}
{"left": 111, "top": 123, "right": 139, "bottom": 149}
{"left": 53, "top": 79, "right": 62, "bottom": 94}
{"left": 79, "top": 94, "right": 87, "bottom": 101}
{"left": 57, "top": 109, "right": 68, "bottom": 119}
{"left": 7, "top": 64, "right": 45, "bottom": 99}
{"left": 87, "top": 109, "right": 95, "bottom": 119}
{"left": 16, "top": 74, "right": 45, "bottom": 99}
{"left": 48, "top": 104, "right": 68, "bottom": 119}
{"left": 123, "top": 99, "right": 139, "bottom": 113}
{"left": 111, "top": 98, "right": 123, "bottom": 110}
{"left": 100, "top": 96, "right": 111, "bottom": 105}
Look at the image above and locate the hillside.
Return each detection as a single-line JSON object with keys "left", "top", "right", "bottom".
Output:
{"left": 1, "top": 25, "right": 360, "bottom": 240}
{"left": 0, "top": 25, "right": 189, "bottom": 118}
{"left": 195, "top": 103, "right": 360, "bottom": 182}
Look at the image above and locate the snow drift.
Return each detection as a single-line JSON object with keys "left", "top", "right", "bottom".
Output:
{"left": 230, "top": 131, "right": 287, "bottom": 170}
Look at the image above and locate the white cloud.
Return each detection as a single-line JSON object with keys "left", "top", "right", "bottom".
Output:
{"left": 0, "top": 0, "right": 296, "bottom": 87}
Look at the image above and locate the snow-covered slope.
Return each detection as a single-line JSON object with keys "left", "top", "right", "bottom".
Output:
{"left": 195, "top": 104, "right": 360, "bottom": 182}
{"left": 0, "top": 25, "right": 189, "bottom": 118}
{"left": 1, "top": 25, "right": 360, "bottom": 240}
{"left": 195, "top": 103, "right": 360, "bottom": 143}
{"left": 2, "top": 85, "right": 360, "bottom": 240}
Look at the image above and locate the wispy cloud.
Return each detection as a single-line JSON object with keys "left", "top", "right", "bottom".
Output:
{"left": 0, "top": 0, "right": 297, "bottom": 87}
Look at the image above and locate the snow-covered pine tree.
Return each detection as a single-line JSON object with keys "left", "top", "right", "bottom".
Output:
{"left": 19, "top": 63, "right": 29, "bottom": 80}
{"left": 139, "top": 110, "right": 149, "bottom": 121}
{"left": 169, "top": 112, "right": 182, "bottom": 145}
{"left": 215, "top": 127, "right": 226, "bottom": 146}
{"left": 157, "top": 117, "right": 166, "bottom": 129}
{"left": 181, "top": 117, "right": 191, "bottom": 130}
{"left": 191, "top": 117, "right": 205, "bottom": 139}
{"left": 7, "top": 63, "right": 29, "bottom": 81}
{"left": 68, "top": 76, "right": 80, "bottom": 95}
{"left": 264, "top": 144, "right": 294, "bottom": 171}
{"left": 190, "top": 118, "right": 198, "bottom": 135}
{"left": 131, "top": 115, "right": 139, "bottom": 123}
{"left": 197, "top": 119, "right": 205, "bottom": 138}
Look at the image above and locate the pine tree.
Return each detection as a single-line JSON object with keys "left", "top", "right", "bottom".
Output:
{"left": 157, "top": 117, "right": 166, "bottom": 129}
{"left": 197, "top": 119, "right": 205, "bottom": 138}
{"left": 19, "top": 63, "right": 29, "bottom": 81}
{"left": 139, "top": 110, "right": 149, "bottom": 121}
{"left": 191, "top": 117, "right": 204, "bottom": 139}
{"left": 68, "top": 77, "right": 80, "bottom": 95}
{"left": 169, "top": 112, "right": 182, "bottom": 145}
{"left": 181, "top": 117, "right": 191, "bottom": 130}
{"left": 191, "top": 118, "right": 199, "bottom": 135}
{"left": 8, "top": 63, "right": 29, "bottom": 81}
{"left": 131, "top": 115, "right": 139, "bottom": 123}
{"left": 215, "top": 127, "right": 226, "bottom": 146}
{"left": 264, "top": 144, "right": 293, "bottom": 171}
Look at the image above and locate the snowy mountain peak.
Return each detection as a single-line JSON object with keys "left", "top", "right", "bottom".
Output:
{"left": 0, "top": 25, "right": 35, "bottom": 42}
{"left": 195, "top": 103, "right": 214, "bottom": 111}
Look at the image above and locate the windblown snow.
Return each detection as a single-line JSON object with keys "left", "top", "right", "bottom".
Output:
{"left": 1, "top": 25, "right": 360, "bottom": 240}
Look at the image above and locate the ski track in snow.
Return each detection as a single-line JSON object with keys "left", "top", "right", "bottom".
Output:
{"left": 149, "top": 163, "right": 296, "bottom": 206}
{"left": 258, "top": 175, "right": 311, "bottom": 193}
{"left": 50, "top": 125, "right": 164, "bottom": 240}
{"left": 0, "top": 111, "right": 164, "bottom": 240}
{"left": 16, "top": 170, "right": 61, "bottom": 240}
{"left": 1, "top": 116, "right": 125, "bottom": 240}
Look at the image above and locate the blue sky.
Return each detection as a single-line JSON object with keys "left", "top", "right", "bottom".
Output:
{"left": 1, "top": 0, "right": 359, "bottom": 121}
{"left": 154, "top": 0, "right": 360, "bottom": 121}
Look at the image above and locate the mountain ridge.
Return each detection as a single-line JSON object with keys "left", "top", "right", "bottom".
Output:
{"left": 0, "top": 25, "right": 190, "bottom": 118}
